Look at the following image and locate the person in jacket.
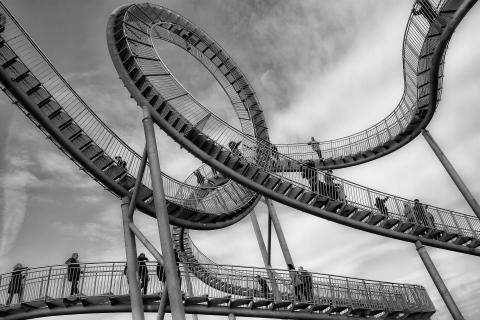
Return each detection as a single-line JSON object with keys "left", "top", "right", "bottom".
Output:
{"left": 5, "top": 263, "right": 28, "bottom": 305}
{"left": 65, "top": 253, "right": 82, "bottom": 295}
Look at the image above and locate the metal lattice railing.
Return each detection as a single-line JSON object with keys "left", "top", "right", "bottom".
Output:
{"left": 0, "top": 262, "right": 435, "bottom": 315}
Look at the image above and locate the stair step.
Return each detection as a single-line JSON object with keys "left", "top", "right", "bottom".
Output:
{"left": 230, "top": 297, "right": 252, "bottom": 308}
{"left": 263, "top": 176, "right": 280, "bottom": 190}
{"left": 453, "top": 235, "right": 473, "bottom": 245}
{"left": 252, "top": 300, "right": 271, "bottom": 309}
{"left": 286, "top": 186, "right": 303, "bottom": 199}
{"left": 81, "top": 143, "right": 103, "bottom": 160}
{"left": 411, "top": 225, "right": 429, "bottom": 236}
{"left": 271, "top": 301, "right": 291, "bottom": 310}
{"left": 38, "top": 100, "right": 62, "bottom": 117}
{"left": 93, "top": 154, "right": 114, "bottom": 170}
{"left": 292, "top": 302, "right": 310, "bottom": 311}
{"left": 440, "top": 231, "right": 458, "bottom": 242}
{"left": 185, "top": 295, "right": 208, "bottom": 306}
{"left": 396, "top": 221, "right": 414, "bottom": 233}
{"left": 208, "top": 296, "right": 231, "bottom": 307}
{"left": 298, "top": 191, "right": 316, "bottom": 204}
{"left": 71, "top": 134, "right": 92, "bottom": 150}
{"left": 338, "top": 204, "right": 357, "bottom": 217}
{"left": 381, "top": 218, "right": 400, "bottom": 229}
{"left": 105, "top": 165, "right": 126, "bottom": 180}
{"left": 324, "top": 200, "right": 343, "bottom": 213}
{"left": 311, "top": 195, "right": 329, "bottom": 208}
{"left": 274, "top": 181, "right": 292, "bottom": 195}
{"left": 118, "top": 175, "right": 136, "bottom": 190}
{"left": 351, "top": 210, "right": 370, "bottom": 222}
{"left": 366, "top": 213, "right": 385, "bottom": 226}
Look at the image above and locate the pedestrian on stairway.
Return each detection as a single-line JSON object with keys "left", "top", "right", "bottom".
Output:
{"left": 290, "top": 267, "right": 304, "bottom": 301}
{"left": 5, "top": 263, "right": 28, "bottom": 305}
{"left": 412, "top": 0, "right": 436, "bottom": 24}
{"left": 413, "top": 199, "right": 429, "bottom": 227}
{"left": 65, "top": 253, "right": 82, "bottom": 295}
{"left": 255, "top": 275, "right": 271, "bottom": 299}
{"left": 299, "top": 266, "right": 313, "bottom": 302}
{"left": 307, "top": 137, "right": 323, "bottom": 160}
{"left": 114, "top": 156, "right": 127, "bottom": 169}
{"left": 375, "top": 196, "right": 389, "bottom": 216}
{"left": 137, "top": 253, "right": 149, "bottom": 294}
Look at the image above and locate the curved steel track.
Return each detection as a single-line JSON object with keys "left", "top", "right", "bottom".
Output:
{"left": 107, "top": 0, "right": 480, "bottom": 256}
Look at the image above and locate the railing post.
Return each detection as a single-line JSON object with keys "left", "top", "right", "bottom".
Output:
{"left": 44, "top": 267, "right": 52, "bottom": 300}
{"left": 415, "top": 241, "right": 464, "bottom": 320}
{"left": 108, "top": 263, "right": 115, "bottom": 294}
{"left": 142, "top": 105, "right": 186, "bottom": 320}
{"left": 422, "top": 129, "right": 480, "bottom": 219}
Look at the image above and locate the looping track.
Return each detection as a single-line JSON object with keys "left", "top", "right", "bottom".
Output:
{"left": 107, "top": 1, "right": 480, "bottom": 255}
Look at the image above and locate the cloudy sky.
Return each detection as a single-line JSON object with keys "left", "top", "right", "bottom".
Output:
{"left": 0, "top": 1, "right": 479, "bottom": 320}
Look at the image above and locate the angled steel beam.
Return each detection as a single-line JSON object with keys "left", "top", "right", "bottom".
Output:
{"left": 250, "top": 211, "right": 280, "bottom": 300}
{"left": 265, "top": 198, "right": 295, "bottom": 268}
{"left": 142, "top": 105, "right": 186, "bottom": 320}
{"left": 127, "top": 147, "right": 148, "bottom": 219}
{"left": 422, "top": 129, "right": 480, "bottom": 219}
{"left": 121, "top": 197, "right": 145, "bottom": 320}
{"left": 415, "top": 241, "right": 464, "bottom": 320}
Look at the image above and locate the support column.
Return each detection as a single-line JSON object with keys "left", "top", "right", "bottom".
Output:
{"left": 121, "top": 197, "right": 145, "bottom": 320}
{"left": 250, "top": 211, "right": 280, "bottom": 300}
{"left": 422, "top": 129, "right": 480, "bottom": 219}
{"left": 228, "top": 313, "right": 236, "bottom": 320}
{"left": 267, "top": 214, "right": 272, "bottom": 266}
{"left": 415, "top": 241, "right": 464, "bottom": 320}
{"left": 265, "top": 198, "right": 295, "bottom": 268}
{"left": 142, "top": 105, "right": 186, "bottom": 320}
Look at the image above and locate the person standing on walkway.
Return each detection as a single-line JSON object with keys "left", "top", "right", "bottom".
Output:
{"left": 307, "top": 137, "right": 323, "bottom": 160}
{"left": 65, "top": 253, "right": 82, "bottom": 295}
{"left": 5, "top": 263, "right": 28, "bottom": 305}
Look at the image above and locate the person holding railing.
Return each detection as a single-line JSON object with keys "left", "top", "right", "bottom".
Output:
{"left": 137, "top": 253, "right": 149, "bottom": 294}
{"left": 412, "top": 0, "right": 436, "bottom": 24}
{"left": 193, "top": 169, "right": 206, "bottom": 185}
{"left": 404, "top": 202, "right": 415, "bottom": 223}
{"left": 299, "top": 266, "right": 313, "bottom": 302}
{"left": 65, "top": 253, "right": 83, "bottom": 295}
{"left": 413, "top": 199, "right": 435, "bottom": 228}
{"left": 5, "top": 263, "right": 28, "bottom": 305}
{"left": 307, "top": 137, "right": 323, "bottom": 160}
{"left": 375, "top": 196, "right": 389, "bottom": 217}
{"left": 255, "top": 275, "right": 270, "bottom": 299}
{"left": 301, "top": 162, "right": 320, "bottom": 194}
{"left": 114, "top": 156, "right": 127, "bottom": 169}
{"left": 323, "top": 169, "right": 339, "bottom": 200}
{"left": 290, "top": 266, "right": 304, "bottom": 301}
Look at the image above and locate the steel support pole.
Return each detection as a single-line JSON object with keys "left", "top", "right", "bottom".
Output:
{"left": 156, "top": 290, "right": 168, "bottom": 320}
{"left": 250, "top": 211, "right": 280, "bottom": 300}
{"left": 415, "top": 241, "right": 464, "bottom": 320}
{"left": 228, "top": 313, "right": 236, "bottom": 320}
{"left": 127, "top": 223, "right": 169, "bottom": 320}
{"left": 422, "top": 129, "right": 480, "bottom": 219}
{"left": 142, "top": 106, "right": 186, "bottom": 320}
{"left": 121, "top": 197, "right": 145, "bottom": 320}
{"left": 267, "top": 214, "right": 272, "bottom": 266}
{"left": 265, "top": 198, "right": 295, "bottom": 268}
{"left": 127, "top": 147, "right": 148, "bottom": 219}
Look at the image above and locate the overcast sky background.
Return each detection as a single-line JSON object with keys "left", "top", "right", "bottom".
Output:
{"left": 0, "top": 1, "right": 479, "bottom": 320}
